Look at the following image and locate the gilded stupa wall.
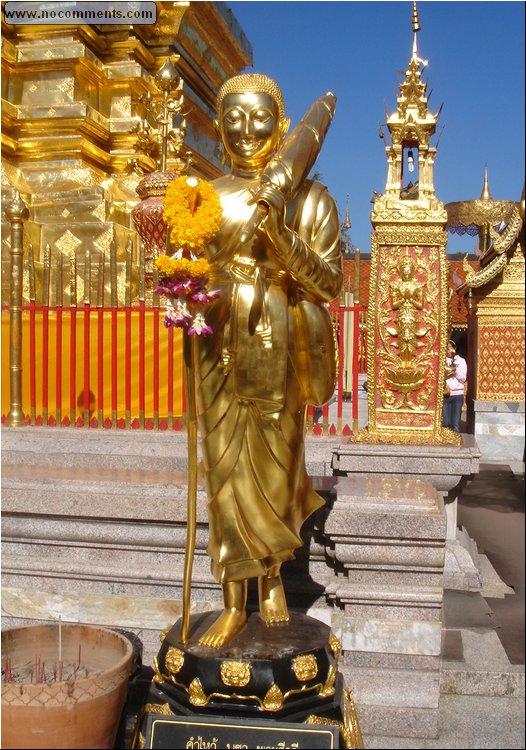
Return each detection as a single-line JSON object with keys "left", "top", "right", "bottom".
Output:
{"left": 1, "top": 1, "right": 253, "bottom": 305}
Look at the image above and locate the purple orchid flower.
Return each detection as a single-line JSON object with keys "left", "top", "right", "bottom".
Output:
{"left": 153, "top": 283, "right": 175, "bottom": 297}
{"left": 190, "top": 287, "right": 220, "bottom": 302}
{"left": 163, "top": 299, "right": 192, "bottom": 329}
{"left": 188, "top": 312, "right": 213, "bottom": 336}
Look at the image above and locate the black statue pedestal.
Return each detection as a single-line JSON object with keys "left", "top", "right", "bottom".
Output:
{"left": 132, "top": 612, "right": 363, "bottom": 749}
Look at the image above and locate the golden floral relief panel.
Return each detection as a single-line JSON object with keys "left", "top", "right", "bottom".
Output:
{"left": 369, "top": 243, "right": 447, "bottom": 433}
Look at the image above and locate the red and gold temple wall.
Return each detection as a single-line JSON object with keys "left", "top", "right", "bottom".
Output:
{"left": 367, "top": 241, "right": 449, "bottom": 438}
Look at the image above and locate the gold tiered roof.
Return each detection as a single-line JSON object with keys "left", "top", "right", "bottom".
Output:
{"left": 372, "top": 1, "right": 446, "bottom": 222}
{"left": 446, "top": 166, "right": 517, "bottom": 237}
{"left": 456, "top": 182, "right": 524, "bottom": 294}
{"left": 386, "top": 36, "right": 437, "bottom": 148}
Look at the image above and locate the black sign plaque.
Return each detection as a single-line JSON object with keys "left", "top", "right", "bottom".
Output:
{"left": 143, "top": 713, "right": 340, "bottom": 749}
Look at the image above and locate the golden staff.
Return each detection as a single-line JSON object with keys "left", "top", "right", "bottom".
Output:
{"left": 180, "top": 333, "right": 198, "bottom": 644}
{"left": 180, "top": 175, "right": 200, "bottom": 644}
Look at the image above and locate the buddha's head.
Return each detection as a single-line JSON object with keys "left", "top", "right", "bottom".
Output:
{"left": 216, "top": 74, "right": 290, "bottom": 174}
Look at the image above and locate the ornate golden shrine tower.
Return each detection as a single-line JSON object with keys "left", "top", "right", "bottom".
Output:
{"left": 456, "top": 186, "right": 524, "bottom": 462}
{"left": 366, "top": 2, "right": 451, "bottom": 443}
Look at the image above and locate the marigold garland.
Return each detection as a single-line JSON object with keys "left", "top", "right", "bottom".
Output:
{"left": 163, "top": 176, "right": 223, "bottom": 250}
{"left": 155, "top": 176, "right": 223, "bottom": 335}
{"left": 156, "top": 254, "right": 210, "bottom": 280}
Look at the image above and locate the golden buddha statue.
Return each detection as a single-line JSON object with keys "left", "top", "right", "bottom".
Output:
{"left": 194, "top": 74, "right": 343, "bottom": 648}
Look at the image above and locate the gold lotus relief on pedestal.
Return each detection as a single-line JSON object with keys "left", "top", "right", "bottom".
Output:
{"left": 188, "top": 677, "right": 208, "bottom": 706}
{"left": 384, "top": 365, "right": 426, "bottom": 394}
{"left": 262, "top": 683, "right": 284, "bottom": 711}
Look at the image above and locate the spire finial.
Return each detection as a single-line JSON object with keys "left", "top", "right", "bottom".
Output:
{"left": 343, "top": 195, "right": 351, "bottom": 229}
{"left": 412, "top": 1, "right": 421, "bottom": 59}
{"left": 480, "top": 164, "right": 492, "bottom": 200}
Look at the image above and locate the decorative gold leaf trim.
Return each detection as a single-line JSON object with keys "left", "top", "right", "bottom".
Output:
{"left": 305, "top": 689, "right": 365, "bottom": 749}
{"left": 329, "top": 631, "right": 342, "bottom": 660}
{"left": 152, "top": 655, "right": 166, "bottom": 685}
{"left": 465, "top": 253, "right": 507, "bottom": 289}
{"left": 143, "top": 702, "right": 174, "bottom": 716}
{"left": 262, "top": 683, "right": 284, "bottom": 711}
{"left": 319, "top": 664, "right": 337, "bottom": 697}
{"left": 492, "top": 205, "right": 522, "bottom": 255}
{"left": 344, "top": 688, "right": 365, "bottom": 749}
{"left": 188, "top": 678, "right": 208, "bottom": 706}
{"left": 305, "top": 714, "right": 356, "bottom": 750}
{"left": 154, "top": 669, "right": 328, "bottom": 712}
{"left": 348, "top": 425, "right": 461, "bottom": 446}
{"left": 159, "top": 626, "right": 171, "bottom": 643}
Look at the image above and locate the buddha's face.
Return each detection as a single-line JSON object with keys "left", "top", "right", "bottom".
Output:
{"left": 218, "top": 92, "right": 282, "bottom": 172}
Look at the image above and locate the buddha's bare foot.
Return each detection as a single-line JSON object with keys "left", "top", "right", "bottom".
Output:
{"left": 258, "top": 573, "right": 290, "bottom": 626}
{"left": 198, "top": 609, "right": 247, "bottom": 649}
{"left": 198, "top": 579, "right": 247, "bottom": 648}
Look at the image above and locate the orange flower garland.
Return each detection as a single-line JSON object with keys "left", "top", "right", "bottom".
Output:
{"left": 163, "top": 176, "right": 223, "bottom": 250}
{"left": 155, "top": 176, "right": 223, "bottom": 335}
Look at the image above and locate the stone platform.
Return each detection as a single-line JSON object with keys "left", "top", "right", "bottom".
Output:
{"left": 2, "top": 426, "right": 523, "bottom": 743}
{"left": 332, "top": 435, "right": 483, "bottom": 592}
{"left": 471, "top": 399, "right": 525, "bottom": 471}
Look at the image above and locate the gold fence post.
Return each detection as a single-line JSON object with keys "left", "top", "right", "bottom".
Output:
{"left": 353, "top": 247, "right": 361, "bottom": 433}
{"left": 5, "top": 191, "right": 30, "bottom": 427}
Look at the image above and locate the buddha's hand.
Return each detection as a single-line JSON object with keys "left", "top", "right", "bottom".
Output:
{"left": 249, "top": 184, "right": 292, "bottom": 260}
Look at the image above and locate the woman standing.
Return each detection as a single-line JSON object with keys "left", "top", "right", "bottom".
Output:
{"left": 442, "top": 339, "right": 467, "bottom": 433}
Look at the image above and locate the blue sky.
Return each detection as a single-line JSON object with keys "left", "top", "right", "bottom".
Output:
{"left": 225, "top": 1, "right": 525, "bottom": 256}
